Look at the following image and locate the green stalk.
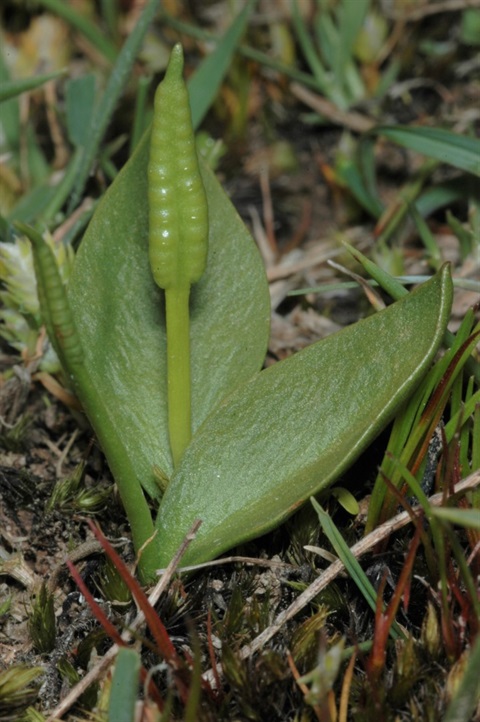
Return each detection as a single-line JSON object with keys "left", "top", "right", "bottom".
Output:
{"left": 165, "top": 287, "right": 192, "bottom": 467}
{"left": 148, "top": 45, "right": 209, "bottom": 470}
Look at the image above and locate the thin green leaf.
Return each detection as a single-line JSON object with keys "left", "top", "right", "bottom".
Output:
{"left": 160, "top": 10, "right": 324, "bottom": 92}
{"left": 39, "top": 149, "right": 83, "bottom": 223}
{"left": 337, "top": 0, "right": 371, "bottom": 61}
{"left": 334, "top": 0, "right": 369, "bottom": 91}
{"left": 67, "top": 0, "right": 160, "bottom": 213}
{"left": 473, "top": 403, "right": 480, "bottom": 473}
{"left": 446, "top": 209, "right": 475, "bottom": 260}
{"left": 366, "top": 328, "right": 447, "bottom": 533}
{"left": 311, "top": 502, "right": 376, "bottom": 611}
{"left": 311, "top": 498, "right": 403, "bottom": 639}
{"left": 0, "top": 53, "right": 20, "bottom": 152}
{"left": 292, "top": 0, "right": 337, "bottom": 102}
{"left": 408, "top": 202, "right": 442, "bottom": 269}
{"left": 129, "top": 75, "right": 153, "bottom": 155}
{"left": 444, "top": 516, "right": 480, "bottom": 621}
{"left": 383, "top": 455, "right": 432, "bottom": 512}
{"left": 357, "top": 134, "right": 381, "bottom": 209}
{"left": 36, "top": 0, "right": 118, "bottom": 63}
{"left": 343, "top": 241, "right": 408, "bottom": 299}
{"left": 8, "top": 185, "right": 60, "bottom": 224}
{"left": 373, "top": 126, "right": 480, "bottom": 177}
{"left": 443, "top": 623, "right": 480, "bottom": 722}
{"left": 343, "top": 242, "right": 480, "bottom": 385}
{"left": 108, "top": 648, "right": 141, "bottom": 722}
{"left": 187, "top": 0, "right": 254, "bottom": 129}
{"left": 416, "top": 181, "right": 468, "bottom": 218}
{"left": 101, "top": 0, "right": 121, "bottom": 42}
{"left": 336, "top": 155, "right": 384, "bottom": 218}
{"left": 65, "top": 74, "right": 96, "bottom": 148}
{"left": 374, "top": 158, "right": 438, "bottom": 249}
{"left": 0, "top": 666, "right": 44, "bottom": 710}
{"left": 0, "top": 70, "right": 66, "bottom": 103}
{"left": 155, "top": 267, "right": 452, "bottom": 566}
{"left": 430, "top": 507, "right": 480, "bottom": 529}
{"left": 289, "top": 276, "right": 479, "bottom": 297}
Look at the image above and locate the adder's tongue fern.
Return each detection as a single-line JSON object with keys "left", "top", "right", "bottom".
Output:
{"left": 148, "top": 44, "right": 209, "bottom": 469}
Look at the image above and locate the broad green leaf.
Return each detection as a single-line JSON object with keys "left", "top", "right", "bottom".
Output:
{"left": 155, "top": 266, "right": 452, "bottom": 566}
{"left": 374, "top": 127, "right": 480, "bottom": 177}
{"left": 67, "top": 132, "right": 270, "bottom": 498}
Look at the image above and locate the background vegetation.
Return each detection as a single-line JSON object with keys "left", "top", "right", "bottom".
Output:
{"left": 0, "top": 1, "right": 479, "bottom": 720}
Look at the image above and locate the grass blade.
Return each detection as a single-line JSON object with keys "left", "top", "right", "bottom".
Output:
{"left": 65, "top": 74, "right": 96, "bottom": 148}
{"left": 187, "top": 0, "right": 255, "bottom": 129}
{"left": 373, "top": 126, "right": 480, "bottom": 177}
{"left": 292, "top": 0, "right": 335, "bottom": 100}
{"left": 408, "top": 201, "right": 442, "bottom": 269}
{"left": 334, "top": 0, "right": 369, "bottom": 93}
{"left": 0, "top": 70, "right": 66, "bottom": 103}
{"left": 311, "top": 498, "right": 404, "bottom": 639}
{"left": 443, "top": 628, "right": 480, "bottom": 722}
{"left": 68, "top": 0, "right": 160, "bottom": 212}
{"left": 343, "top": 242, "right": 480, "bottom": 384}
{"left": 311, "top": 499, "right": 377, "bottom": 612}
{"left": 129, "top": 74, "right": 153, "bottom": 155}
{"left": 108, "top": 648, "right": 141, "bottom": 722}
{"left": 36, "top": 0, "right": 118, "bottom": 63}
{"left": 430, "top": 507, "right": 480, "bottom": 529}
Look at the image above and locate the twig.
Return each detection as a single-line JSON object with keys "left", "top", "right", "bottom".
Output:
{"left": 266, "top": 243, "right": 342, "bottom": 282}
{"left": 259, "top": 166, "right": 278, "bottom": 256}
{"left": 239, "top": 472, "right": 480, "bottom": 658}
{"left": 47, "top": 538, "right": 104, "bottom": 594}
{"left": 290, "top": 82, "right": 375, "bottom": 134}
{"left": 160, "top": 554, "right": 299, "bottom": 575}
{"left": 46, "top": 520, "right": 202, "bottom": 722}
